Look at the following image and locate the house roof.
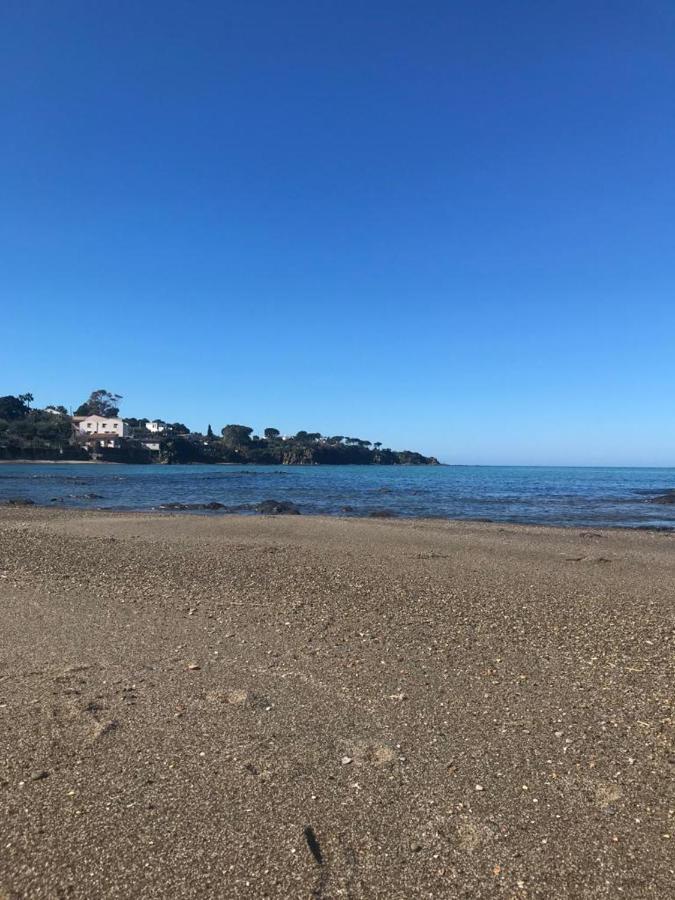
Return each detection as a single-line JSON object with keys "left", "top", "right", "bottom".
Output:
{"left": 80, "top": 414, "right": 123, "bottom": 422}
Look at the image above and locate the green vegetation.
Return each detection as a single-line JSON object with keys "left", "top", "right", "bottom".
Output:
{"left": 0, "top": 394, "right": 84, "bottom": 460}
{"left": 74, "top": 389, "right": 122, "bottom": 417}
{"left": 0, "top": 391, "right": 439, "bottom": 465}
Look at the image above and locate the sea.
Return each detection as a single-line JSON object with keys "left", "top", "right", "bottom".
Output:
{"left": 1, "top": 463, "right": 674, "bottom": 529}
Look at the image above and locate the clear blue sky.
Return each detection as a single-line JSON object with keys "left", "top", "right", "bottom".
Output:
{"left": 2, "top": 1, "right": 674, "bottom": 465}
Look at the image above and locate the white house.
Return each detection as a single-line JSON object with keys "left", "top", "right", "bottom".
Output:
{"left": 146, "top": 420, "right": 166, "bottom": 433}
{"left": 77, "top": 415, "right": 129, "bottom": 438}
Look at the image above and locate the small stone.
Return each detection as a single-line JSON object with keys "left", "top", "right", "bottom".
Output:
{"left": 187, "top": 663, "right": 201, "bottom": 671}
{"left": 411, "top": 842, "right": 423, "bottom": 853}
{"left": 31, "top": 770, "right": 49, "bottom": 781}
{"left": 341, "top": 756, "right": 353, "bottom": 765}
{"left": 475, "top": 784, "right": 484, "bottom": 791}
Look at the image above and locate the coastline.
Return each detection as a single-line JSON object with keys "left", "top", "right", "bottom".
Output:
{"left": 1, "top": 507, "right": 672, "bottom": 898}
{"left": 0, "top": 458, "right": 112, "bottom": 465}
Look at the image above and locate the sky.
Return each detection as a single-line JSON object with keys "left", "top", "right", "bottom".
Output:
{"left": 2, "top": 1, "right": 675, "bottom": 465}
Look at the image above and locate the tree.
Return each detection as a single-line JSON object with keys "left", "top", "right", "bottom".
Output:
{"left": 220, "top": 424, "right": 253, "bottom": 447}
{"left": 206, "top": 424, "right": 214, "bottom": 439}
{"left": 75, "top": 389, "right": 122, "bottom": 417}
{"left": 161, "top": 437, "right": 201, "bottom": 464}
{"left": 373, "top": 442, "right": 382, "bottom": 449}
{"left": 0, "top": 395, "right": 31, "bottom": 421}
{"left": 18, "top": 393, "right": 34, "bottom": 409}
{"left": 264, "top": 427, "right": 280, "bottom": 440}
{"left": 169, "top": 422, "right": 190, "bottom": 435}
{"left": 34, "top": 415, "right": 71, "bottom": 443}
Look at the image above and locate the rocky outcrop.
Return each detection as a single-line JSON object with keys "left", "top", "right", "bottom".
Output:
{"left": 646, "top": 491, "right": 675, "bottom": 505}
{"left": 254, "top": 500, "right": 301, "bottom": 515}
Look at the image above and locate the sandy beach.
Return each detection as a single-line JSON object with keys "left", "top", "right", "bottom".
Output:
{"left": 0, "top": 507, "right": 673, "bottom": 898}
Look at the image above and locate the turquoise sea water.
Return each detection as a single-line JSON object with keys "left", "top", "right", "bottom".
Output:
{"left": 1, "top": 463, "right": 675, "bottom": 529}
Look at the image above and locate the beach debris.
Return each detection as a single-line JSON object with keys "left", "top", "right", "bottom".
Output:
{"left": 30, "top": 770, "right": 49, "bottom": 781}
{"left": 303, "top": 825, "right": 323, "bottom": 865}
{"left": 186, "top": 663, "right": 201, "bottom": 671}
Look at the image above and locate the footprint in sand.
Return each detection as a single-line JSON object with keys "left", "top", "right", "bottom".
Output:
{"left": 343, "top": 739, "right": 397, "bottom": 767}
{"left": 593, "top": 782, "right": 623, "bottom": 808}
{"left": 206, "top": 688, "right": 270, "bottom": 709}
{"left": 562, "top": 774, "right": 623, "bottom": 810}
{"left": 455, "top": 817, "right": 495, "bottom": 853}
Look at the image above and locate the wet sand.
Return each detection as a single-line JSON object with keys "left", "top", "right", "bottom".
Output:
{"left": 0, "top": 507, "right": 673, "bottom": 898}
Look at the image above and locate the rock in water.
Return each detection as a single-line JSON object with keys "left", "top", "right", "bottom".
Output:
{"left": 647, "top": 491, "right": 675, "bottom": 505}
{"left": 255, "top": 500, "right": 301, "bottom": 515}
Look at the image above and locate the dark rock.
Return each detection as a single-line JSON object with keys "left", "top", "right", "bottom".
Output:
{"left": 369, "top": 509, "right": 397, "bottom": 518}
{"left": 340, "top": 505, "right": 355, "bottom": 513}
{"left": 255, "top": 500, "right": 301, "bottom": 515}
{"left": 158, "top": 501, "right": 225, "bottom": 511}
{"left": 647, "top": 491, "right": 675, "bottom": 505}
{"left": 4, "top": 498, "right": 35, "bottom": 506}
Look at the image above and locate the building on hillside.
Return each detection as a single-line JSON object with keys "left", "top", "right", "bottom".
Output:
{"left": 77, "top": 415, "right": 129, "bottom": 438}
{"left": 83, "top": 435, "right": 124, "bottom": 450}
{"left": 146, "top": 420, "right": 166, "bottom": 433}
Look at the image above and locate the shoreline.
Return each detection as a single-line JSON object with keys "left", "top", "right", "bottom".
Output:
{"left": 2, "top": 500, "right": 675, "bottom": 533}
{"left": 0, "top": 458, "right": 111, "bottom": 464}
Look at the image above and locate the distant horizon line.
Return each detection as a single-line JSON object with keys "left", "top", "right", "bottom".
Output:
{"left": 443, "top": 463, "right": 675, "bottom": 469}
